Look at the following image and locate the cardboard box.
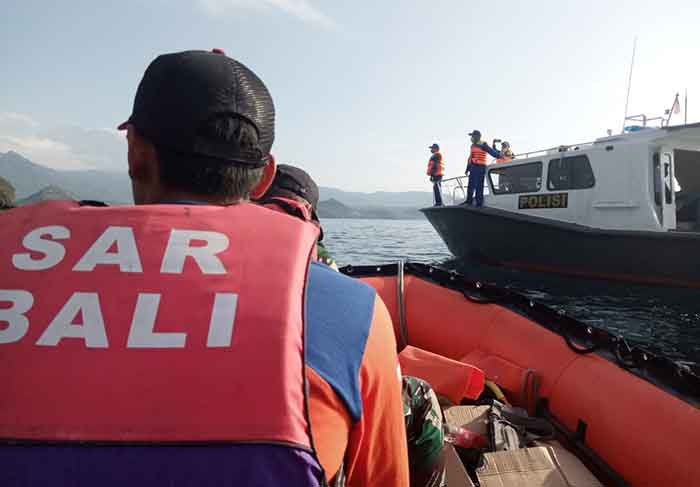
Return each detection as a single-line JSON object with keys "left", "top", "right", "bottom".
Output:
{"left": 535, "top": 441, "right": 603, "bottom": 487}
{"left": 444, "top": 405, "right": 491, "bottom": 437}
{"left": 444, "top": 444, "right": 476, "bottom": 487}
{"left": 476, "top": 446, "right": 603, "bottom": 487}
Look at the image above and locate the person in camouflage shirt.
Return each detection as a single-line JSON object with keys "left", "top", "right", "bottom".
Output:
{"left": 403, "top": 376, "right": 446, "bottom": 487}
{"left": 316, "top": 241, "right": 338, "bottom": 270}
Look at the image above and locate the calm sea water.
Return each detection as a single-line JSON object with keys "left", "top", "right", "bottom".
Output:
{"left": 322, "top": 218, "right": 700, "bottom": 372}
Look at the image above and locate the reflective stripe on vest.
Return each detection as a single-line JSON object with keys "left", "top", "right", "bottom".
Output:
{"left": 470, "top": 144, "right": 488, "bottom": 165}
{"left": 0, "top": 200, "right": 319, "bottom": 447}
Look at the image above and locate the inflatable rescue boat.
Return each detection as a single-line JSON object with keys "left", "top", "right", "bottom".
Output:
{"left": 343, "top": 262, "right": 700, "bottom": 486}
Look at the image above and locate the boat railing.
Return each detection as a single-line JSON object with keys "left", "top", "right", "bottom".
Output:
{"left": 624, "top": 113, "right": 669, "bottom": 128}
{"left": 511, "top": 141, "right": 598, "bottom": 160}
{"left": 440, "top": 175, "right": 488, "bottom": 205}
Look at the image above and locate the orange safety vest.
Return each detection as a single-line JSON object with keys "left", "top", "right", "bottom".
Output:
{"left": 496, "top": 149, "right": 514, "bottom": 164}
{"left": 426, "top": 152, "right": 445, "bottom": 177}
{"left": 0, "top": 200, "right": 319, "bottom": 449}
{"left": 469, "top": 144, "right": 488, "bottom": 165}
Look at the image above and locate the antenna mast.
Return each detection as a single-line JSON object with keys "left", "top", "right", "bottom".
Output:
{"left": 622, "top": 37, "right": 637, "bottom": 132}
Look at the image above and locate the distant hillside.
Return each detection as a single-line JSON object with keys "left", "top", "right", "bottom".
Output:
{"left": 0, "top": 151, "right": 432, "bottom": 218}
{"left": 0, "top": 151, "right": 131, "bottom": 203}
{"left": 318, "top": 198, "right": 423, "bottom": 220}
{"left": 16, "top": 185, "right": 76, "bottom": 205}
{"left": 319, "top": 186, "right": 432, "bottom": 208}
{"left": 317, "top": 198, "right": 360, "bottom": 218}
{"left": 353, "top": 206, "right": 422, "bottom": 220}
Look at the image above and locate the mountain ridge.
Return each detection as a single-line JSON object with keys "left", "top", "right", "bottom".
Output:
{"left": 0, "top": 151, "right": 431, "bottom": 218}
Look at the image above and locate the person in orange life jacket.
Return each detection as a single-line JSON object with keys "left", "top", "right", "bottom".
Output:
{"left": 494, "top": 140, "right": 514, "bottom": 163}
{"left": 464, "top": 129, "right": 500, "bottom": 207}
{"left": 426, "top": 144, "right": 444, "bottom": 206}
{"left": 0, "top": 49, "right": 409, "bottom": 487}
{"left": 256, "top": 163, "right": 338, "bottom": 270}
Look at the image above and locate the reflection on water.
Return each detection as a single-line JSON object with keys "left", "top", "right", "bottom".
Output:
{"left": 322, "top": 218, "right": 700, "bottom": 372}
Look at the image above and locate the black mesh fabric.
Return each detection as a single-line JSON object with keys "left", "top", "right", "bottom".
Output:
{"left": 262, "top": 164, "right": 320, "bottom": 209}
{"left": 229, "top": 57, "right": 275, "bottom": 159}
{"left": 123, "top": 50, "right": 275, "bottom": 167}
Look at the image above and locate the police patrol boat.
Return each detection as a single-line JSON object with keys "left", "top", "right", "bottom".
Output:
{"left": 423, "top": 121, "right": 700, "bottom": 287}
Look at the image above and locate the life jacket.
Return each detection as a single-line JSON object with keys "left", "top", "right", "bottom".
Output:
{"left": 469, "top": 143, "right": 488, "bottom": 165}
{"left": 496, "top": 149, "right": 514, "bottom": 164}
{"left": 261, "top": 196, "right": 315, "bottom": 222}
{"left": 0, "top": 200, "right": 325, "bottom": 486}
{"left": 426, "top": 152, "right": 444, "bottom": 177}
{"left": 259, "top": 196, "right": 321, "bottom": 260}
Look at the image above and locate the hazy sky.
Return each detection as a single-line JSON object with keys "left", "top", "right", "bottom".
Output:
{"left": 1, "top": 0, "right": 699, "bottom": 191}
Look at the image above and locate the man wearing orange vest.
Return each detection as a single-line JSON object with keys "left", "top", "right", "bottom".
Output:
{"left": 0, "top": 49, "right": 408, "bottom": 487}
{"left": 465, "top": 130, "right": 500, "bottom": 207}
{"left": 426, "top": 143, "right": 445, "bottom": 206}
{"left": 494, "top": 140, "right": 514, "bottom": 163}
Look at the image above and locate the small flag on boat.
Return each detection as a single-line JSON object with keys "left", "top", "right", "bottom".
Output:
{"left": 672, "top": 94, "right": 681, "bottom": 114}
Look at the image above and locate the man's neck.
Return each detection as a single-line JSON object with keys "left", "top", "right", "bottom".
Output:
{"left": 152, "top": 190, "right": 244, "bottom": 206}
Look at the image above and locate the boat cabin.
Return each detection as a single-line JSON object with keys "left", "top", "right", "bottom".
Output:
{"left": 460, "top": 123, "right": 700, "bottom": 232}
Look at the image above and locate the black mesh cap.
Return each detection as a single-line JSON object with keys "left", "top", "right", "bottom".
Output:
{"left": 263, "top": 164, "right": 320, "bottom": 210}
{"left": 119, "top": 50, "right": 274, "bottom": 167}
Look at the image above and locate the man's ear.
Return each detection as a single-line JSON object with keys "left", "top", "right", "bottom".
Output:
{"left": 250, "top": 153, "right": 277, "bottom": 200}
{"left": 127, "top": 126, "right": 159, "bottom": 183}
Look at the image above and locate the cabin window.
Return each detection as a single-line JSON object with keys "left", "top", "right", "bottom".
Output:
{"left": 653, "top": 153, "right": 662, "bottom": 206}
{"left": 489, "top": 162, "right": 543, "bottom": 194}
{"left": 547, "top": 155, "right": 595, "bottom": 190}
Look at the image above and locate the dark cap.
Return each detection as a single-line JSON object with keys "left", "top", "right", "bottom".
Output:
{"left": 264, "top": 164, "right": 320, "bottom": 210}
{"left": 429, "top": 143, "right": 440, "bottom": 150}
{"left": 118, "top": 49, "right": 274, "bottom": 167}
{"left": 468, "top": 130, "right": 481, "bottom": 138}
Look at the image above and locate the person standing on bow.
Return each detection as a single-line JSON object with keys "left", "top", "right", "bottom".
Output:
{"left": 464, "top": 130, "right": 500, "bottom": 207}
{"left": 426, "top": 143, "right": 445, "bottom": 206}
